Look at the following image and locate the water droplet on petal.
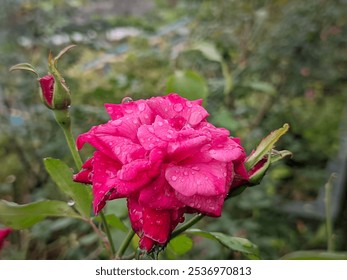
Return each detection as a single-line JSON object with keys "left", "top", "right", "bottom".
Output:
{"left": 157, "top": 121, "right": 163, "bottom": 127}
{"left": 192, "top": 166, "right": 200, "bottom": 171}
{"left": 138, "top": 103, "right": 145, "bottom": 111}
{"left": 183, "top": 171, "right": 189, "bottom": 176}
{"left": 124, "top": 108, "right": 133, "bottom": 113}
{"left": 186, "top": 101, "right": 193, "bottom": 108}
{"left": 114, "top": 119, "right": 123, "bottom": 126}
{"left": 67, "top": 200, "right": 75, "bottom": 207}
{"left": 122, "top": 97, "right": 133, "bottom": 103}
{"left": 171, "top": 175, "right": 177, "bottom": 181}
{"left": 173, "top": 103, "right": 183, "bottom": 112}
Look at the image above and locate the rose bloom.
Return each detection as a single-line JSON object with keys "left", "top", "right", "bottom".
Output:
{"left": 74, "top": 93, "right": 249, "bottom": 251}
{"left": 0, "top": 227, "right": 12, "bottom": 251}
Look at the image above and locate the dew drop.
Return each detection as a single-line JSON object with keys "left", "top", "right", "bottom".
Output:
{"left": 192, "top": 166, "right": 200, "bottom": 171}
{"left": 186, "top": 101, "right": 193, "bottom": 108}
{"left": 173, "top": 103, "right": 183, "bottom": 112}
{"left": 67, "top": 200, "right": 75, "bottom": 207}
{"left": 183, "top": 171, "right": 189, "bottom": 176}
{"left": 157, "top": 121, "right": 163, "bottom": 127}
{"left": 197, "top": 180, "right": 201, "bottom": 185}
{"left": 148, "top": 127, "right": 155, "bottom": 133}
{"left": 138, "top": 103, "right": 145, "bottom": 111}
{"left": 124, "top": 108, "right": 133, "bottom": 114}
{"left": 122, "top": 97, "right": 133, "bottom": 104}
{"left": 171, "top": 175, "right": 177, "bottom": 181}
{"left": 114, "top": 119, "right": 123, "bottom": 126}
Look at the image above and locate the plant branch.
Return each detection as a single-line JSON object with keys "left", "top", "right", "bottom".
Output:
{"left": 171, "top": 214, "right": 204, "bottom": 239}
{"left": 116, "top": 229, "right": 135, "bottom": 259}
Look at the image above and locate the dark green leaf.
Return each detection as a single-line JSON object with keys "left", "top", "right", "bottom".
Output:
{"left": 44, "top": 157, "right": 92, "bottom": 218}
{"left": 186, "top": 229, "right": 260, "bottom": 259}
{"left": 166, "top": 70, "right": 209, "bottom": 101}
{"left": 0, "top": 200, "right": 80, "bottom": 230}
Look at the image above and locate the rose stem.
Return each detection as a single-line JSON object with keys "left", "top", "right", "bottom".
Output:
{"left": 171, "top": 213, "right": 204, "bottom": 239}
{"left": 116, "top": 229, "right": 135, "bottom": 259}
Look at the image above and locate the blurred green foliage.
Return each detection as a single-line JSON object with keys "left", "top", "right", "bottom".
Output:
{"left": 1, "top": 0, "right": 347, "bottom": 259}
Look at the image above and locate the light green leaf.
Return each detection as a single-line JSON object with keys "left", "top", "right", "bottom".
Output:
{"left": 245, "top": 123, "right": 290, "bottom": 171}
{"left": 94, "top": 214, "right": 128, "bottom": 232}
{"left": 168, "top": 234, "right": 193, "bottom": 255}
{"left": 0, "top": 200, "right": 80, "bottom": 229}
{"left": 166, "top": 70, "right": 209, "bottom": 101}
{"left": 186, "top": 229, "right": 260, "bottom": 259}
{"left": 281, "top": 250, "right": 347, "bottom": 260}
{"left": 191, "top": 42, "right": 223, "bottom": 63}
{"left": 44, "top": 157, "right": 92, "bottom": 218}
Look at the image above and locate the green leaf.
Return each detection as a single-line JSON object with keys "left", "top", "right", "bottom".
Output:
{"left": 186, "top": 229, "right": 260, "bottom": 259}
{"left": 166, "top": 70, "right": 209, "bottom": 101}
{"left": 44, "top": 157, "right": 92, "bottom": 218}
{"left": 281, "top": 250, "right": 347, "bottom": 260}
{"left": 245, "top": 123, "right": 290, "bottom": 171}
{"left": 168, "top": 234, "right": 193, "bottom": 255}
{"left": 191, "top": 42, "right": 223, "bottom": 63}
{"left": 94, "top": 214, "right": 128, "bottom": 232}
{"left": 0, "top": 200, "right": 80, "bottom": 229}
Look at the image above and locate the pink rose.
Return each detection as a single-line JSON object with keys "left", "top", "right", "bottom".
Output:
{"left": 0, "top": 227, "right": 12, "bottom": 251}
{"left": 74, "top": 93, "right": 249, "bottom": 251}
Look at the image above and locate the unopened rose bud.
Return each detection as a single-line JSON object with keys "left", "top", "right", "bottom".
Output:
{"left": 39, "top": 75, "right": 55, "bottom": 109}
{"left": 10, "top": 45, "right": 75, "bottom": 111}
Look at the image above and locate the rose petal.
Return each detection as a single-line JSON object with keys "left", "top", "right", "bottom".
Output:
{"left": 175, "top": 192, "right": 225, "bottom": 217}
{"left": 142, "top": 207, "right": 172, "bottom": 243}
{"left": 165, "top": 161, "right": 228, "bottom": 197}
{"left": 91, "top": 152, "right": 123, "bottom": 214}
{"left": 139, "top": 170, "right": 184, "bottom": 210}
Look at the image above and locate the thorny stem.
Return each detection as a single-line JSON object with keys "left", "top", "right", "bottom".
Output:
{"left": 171, "top": 214, "right": 204, "bottom": 239}
{"left": 86, "top": 218, "right": 112, "bottom": 256}
{"left": 116, "top": 229, "right": 135, "bottom": 259}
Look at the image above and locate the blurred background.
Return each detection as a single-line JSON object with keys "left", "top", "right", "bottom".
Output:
{"left": 0, "top": 0, "right": 346, "bottom": 259}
